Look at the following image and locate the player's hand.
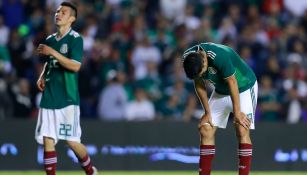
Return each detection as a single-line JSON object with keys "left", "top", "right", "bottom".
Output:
{"left": 198, "top": 113, "right": 214, "bottom": 128}
{"left": 233, "top": 112, "right": 251, "bottom": 129}
{"left": 37, "top": 77, "right": 45, "bottom": 91}
{"left": 37, "top": 44, "right": 54, "bottom": 56}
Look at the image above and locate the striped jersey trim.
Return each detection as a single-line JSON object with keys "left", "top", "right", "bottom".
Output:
{"left": 182, "top": 50, "right": 197, "bottom": 59}
{"left": 36, "top": 111, "right": 43, "bottom": 135}
{"left": 73, "top": 106, "right": 77, "bottom": 137}
{"left": 182, "top": 45, "right": 202, "bottom": 61}
{"left": 206, "top": 50, "right": 216, "bottom": 59}
{"left": 250, "top": 86, "right": 256, "bottom": 118}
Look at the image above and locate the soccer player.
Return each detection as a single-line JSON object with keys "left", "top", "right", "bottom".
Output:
{"left": 35, "top": 2, "right": 97, "bottom": 175}
{"left": 182, "top": 42, "right": 258, "bottom": 175}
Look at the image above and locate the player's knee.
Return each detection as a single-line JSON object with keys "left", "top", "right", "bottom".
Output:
{"left": 236, "top": 129, "right": 249, "bottom": 140}
{"left": 199, "top": 125, "right": 215, "bottom": 139}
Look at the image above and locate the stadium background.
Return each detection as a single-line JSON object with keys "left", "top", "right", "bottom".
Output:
{"left": 0, "top": 0, "right": 306, "bottom": 173}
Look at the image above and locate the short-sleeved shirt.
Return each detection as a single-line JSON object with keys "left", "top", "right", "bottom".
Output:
{"left": 40, "top": 29, "right": 83, "bottom": 109}
{"left": 183, "top": 42, "right": 256, "bottom": 95}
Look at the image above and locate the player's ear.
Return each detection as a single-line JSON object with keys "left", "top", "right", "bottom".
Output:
{"left": 199, "top": 52, "right": 208, "bottom": 72}
{"left": 69, "top": 16, "right": 76, "bottom": 23}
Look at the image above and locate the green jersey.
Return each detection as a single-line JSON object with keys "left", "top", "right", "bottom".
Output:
{"left": 40, "top": 29, "right": 83, "bottom": 109}
{"left": 183, "top": 42, "right": 256, "bottom": 95}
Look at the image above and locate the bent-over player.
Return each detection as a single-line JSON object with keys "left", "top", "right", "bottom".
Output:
{"left": 182, "top": 42, "right": 258, "bottom": 175}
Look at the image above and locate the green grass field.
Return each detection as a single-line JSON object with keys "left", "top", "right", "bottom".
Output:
{"left": 0, "top": 171, "right": 307, "bottom": 175}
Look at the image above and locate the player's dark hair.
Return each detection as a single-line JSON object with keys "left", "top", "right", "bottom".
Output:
{"left": 61, "top": 2, "right": 77, "bottom": 19}
{"left": 183, "top": 52, "right": 203, "bottom": 80}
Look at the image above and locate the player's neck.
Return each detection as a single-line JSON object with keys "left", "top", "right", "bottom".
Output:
{"left": 56, "top": 25, "right": 71, "bottom": 38}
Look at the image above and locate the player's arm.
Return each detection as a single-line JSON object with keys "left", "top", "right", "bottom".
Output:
{"left": 194, "top": 79, "right": 210, "bottom": 114}
{"left": 37, "top": 63, "right": 47, "bottom": 91}
{"left": 225, "top": 75, "right": 250, "bottom": 129}
{"left": 194, "top": 78, "right": 213, "bottom": 127}
{"left": 37, "top": 44, "right": 81, "bottom": 72}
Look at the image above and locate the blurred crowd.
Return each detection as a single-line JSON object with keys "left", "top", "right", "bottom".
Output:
{"left": 0, "top": 0, "right": 306, "bottom": 123}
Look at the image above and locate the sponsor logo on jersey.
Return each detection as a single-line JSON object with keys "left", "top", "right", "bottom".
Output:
{"left": 208, "top": 67, "right": 217, "bottom": 74}
{"left": 60, "top": 44, "right": 68, "bottom": 54}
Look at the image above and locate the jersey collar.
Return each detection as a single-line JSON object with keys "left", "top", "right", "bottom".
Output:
{"left": 55, "top": 28, "right": 72, "bottom": 41}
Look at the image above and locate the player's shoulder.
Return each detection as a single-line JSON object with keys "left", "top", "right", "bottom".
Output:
{"left": 46, "top": 33, "right": 57, "bottom": 40}
{"left": 69, "top": 30, "right": 82, "bottom": 39}
{"left": 199, "top": 42, "right": 220, "bottom": 50}
{"left": 199, "top": 42, "right": 218, "bottom": 60}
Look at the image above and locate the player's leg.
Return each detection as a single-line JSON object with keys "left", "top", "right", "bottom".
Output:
{"left": 199, "top": 124, "right": 217, "bottom": 175}
{"left": 35, "top": 108, "right": 58, "bottom": 175}
{"left": 199, "top": 91, "right": 231, "bottom": 175}
{"left": 62, "top": 105, "right": 97, "bottom": 175}
{"left": 43, "top": 137, "right": 57, "bottom": 175}
{"left": 235, "top": 124, "right": 252, "bottom": 175}
{"left": 235, "top": 82, "right": 258, "bottom": 175}
{"left": 66, "top": 141, "right": 96, "bottom": 175}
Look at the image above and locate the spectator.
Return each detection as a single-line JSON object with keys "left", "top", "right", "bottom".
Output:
{"left": 282, "top": 55, "right": 307, "bottom": 100}
{"left": 135, "top": 60, "right": 163, "bottom": 106}
{"left": 160, "top": 0, "right": 186, "bottom": 21}
{"left": 195, "top": 17, "right": 217, "bottom": 42}
{"left": 0, "top": 79, "right": 13, "bottom": 120}
{"left": 182, "top": 93, "right": 201, "bottom": 122}
{"left": 216, "top": 17, "right": 237, "bottom": 43}
{"left": 164, "top": 80, "right": 189, "bottom": 106}
{"left": 0, "top": 15, "right": 10, "bottom": 46}
{"left": 1, "top": 0, "right": 25, "bottom": 29}
{"left": 0, "top": 44, "right": 12, "bottom": 74}
{"left": 175, "top": 4, "right": 200, "bottom": 31}
{"left": 300, "top": 10, "right": 307, "bottom": 34}
{"left": 285, "top": 85, "right": 303, "bottom": 124}
{"left": 131, "top": 36, "right": 161, "bottom": 80}
{"left": 7, "top": 29, "right": 27, "bottom": 77}
{"left": 239, "top": 46, "right": 256, "bottom": 71}
{"left": 264, "top": 56, "right": 282, "bottom": 85}
{"left": 258, "top": 75, "right": 282, "bottom": 121}
{"left": 284, "top": 0, "right": 307, "bottom": 17}
{"left": 132, "top": 15, "right": 148, "bottom": 42}
{"left": 10, "top": 78, "right": 33, "bottom": 118}
{"left": 97, "top": 70, "right": 128, "bottom": 121}
{"left": 125, "top": 87, "right": 155, "bottom": 121}
{"left": 159, "top": 95, "right": 182, "bottom": 120}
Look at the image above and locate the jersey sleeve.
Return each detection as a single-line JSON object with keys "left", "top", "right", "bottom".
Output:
{"left": 70, "top": 36, "right": 83, "bottom": 63}
{"left": 40, "top": 38, "right": 51, "bottom": 62}
{"left": 214, "top": 54, "right": 235, "bottom": 79}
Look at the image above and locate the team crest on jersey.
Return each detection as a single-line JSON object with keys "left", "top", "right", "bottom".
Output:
{"left": 208, "top": 67, "right": 217, "bottom": 74}
{"left": 60, "top": 44, "right": 68, "bottom": 54}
